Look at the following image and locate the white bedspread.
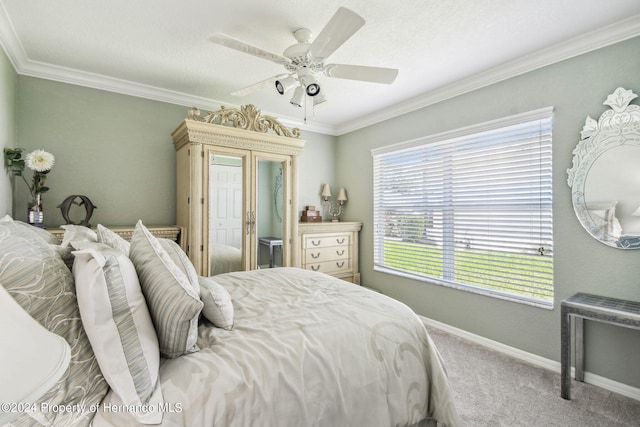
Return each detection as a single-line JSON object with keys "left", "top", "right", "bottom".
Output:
{"left": 210, "top": 243, "right": 242, "bottom": 275}
{"left": 93, "top": 268, "right": 459, "bottom": 427}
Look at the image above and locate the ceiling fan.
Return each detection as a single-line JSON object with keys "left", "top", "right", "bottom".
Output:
{"left": 209, "top": 7, "right": 398, "bottom": 107}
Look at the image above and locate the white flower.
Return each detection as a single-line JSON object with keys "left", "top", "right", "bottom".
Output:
{"left": 25, "top": 150, "right": 55, "bottom": 172}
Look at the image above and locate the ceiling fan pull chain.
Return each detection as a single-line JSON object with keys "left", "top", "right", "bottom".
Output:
{"left": 303, "top": 92, "right": 308, "bottom": 125}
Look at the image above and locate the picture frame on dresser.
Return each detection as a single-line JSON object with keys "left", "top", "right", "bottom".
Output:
{"left": 297, "top": 221, "right": 362, "bottom": 283}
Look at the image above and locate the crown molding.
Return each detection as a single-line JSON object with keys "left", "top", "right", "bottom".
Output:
{"left": 336, "top": 13, "right": 640, "bottom": 135}
{"left": 0, "top": 1, "right": 24, "bottom": 70}
{"left": 0, "top": 2, "right": 331, "bottom": 135}
{"left": 1, "top": 2, "right": 639, "bottom": 137}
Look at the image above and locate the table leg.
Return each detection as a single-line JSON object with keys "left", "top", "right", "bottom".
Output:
{"left": 269, "top": 243, "right": 274, "bottom": 268}
{"left": 561, "top": 305, "right": 571, "bottom": 400}
{"left": 575, "top": 316, "right": 584, "bottom": 382}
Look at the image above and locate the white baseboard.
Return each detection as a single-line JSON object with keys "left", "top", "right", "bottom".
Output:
{"left": 420, "top": 315, "right": 640, "bottom": 402}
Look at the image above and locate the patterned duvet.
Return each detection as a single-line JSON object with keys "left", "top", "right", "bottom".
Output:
{"left": 93, "top": 267, "right": 459, "bottom": 427}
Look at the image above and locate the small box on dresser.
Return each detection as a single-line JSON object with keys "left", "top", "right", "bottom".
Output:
{"left": 301, "top": 206, "right": 322, "bottom": 222}
{"left": 297, "top": 221, "right": 362, "bottom": 284}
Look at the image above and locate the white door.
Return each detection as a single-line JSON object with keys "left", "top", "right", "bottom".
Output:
{"left": 209, "top": 162, "right": 243, "bottom": 248}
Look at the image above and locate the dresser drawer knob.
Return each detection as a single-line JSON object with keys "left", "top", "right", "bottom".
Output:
{"left": 311, "top": 240, "right": 321, "bottom": 246}
{"left": 336, "top": 261, "right": 345, "bottom": 268}
{"left": 310, "top": 265, "right": 320, "bottom": 271}
{"left": 336, "top": 250, "right": 345, "bottom": 256}
{"left": 336, "top": 238, "right": 345, "bottom": 244}
{"left": 311, "top": 252, "right": 320, "bottom": 259}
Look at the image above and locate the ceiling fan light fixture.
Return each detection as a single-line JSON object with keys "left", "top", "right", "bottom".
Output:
{"left": 313, "top": 91, "right": 327, "bottom": 106}
{"left": 290, "top": 86, "right": 305, "bottom": 107}
{"left": 209, "top": 7, "right": 398, "bottom": 109}
{"left": 275, "top": 75, "right": 297, "bottom": 95}
{"left": 305, "top": 82, "right": 320, "bottom": 97}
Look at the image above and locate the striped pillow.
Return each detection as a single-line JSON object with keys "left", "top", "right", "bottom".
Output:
{"left": 129, "top": 220, "right": 203, "bottom": 358}
{"left": 0, "top": 220, "right": 108, "bottom": 425}
{"left": 73, "top": 242, "right": 163, "bottom": 424}
{"left": 159, "top": 238, "right": 200, "bottom": 296}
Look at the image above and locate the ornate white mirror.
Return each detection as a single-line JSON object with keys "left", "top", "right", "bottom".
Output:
{"left": 567, "top": 87, "right": 640, "bottom": 249}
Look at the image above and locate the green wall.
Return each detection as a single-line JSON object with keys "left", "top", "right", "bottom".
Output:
{"left": 15, "top": 78, "right": 185, "bottom": 226}
{"left": 13, "top": 77, "right": 336, "bottom": 227}
{"left": 336, "top": 36, "right": 640, "bottom": 388}
{"left": 5, "top": 36, "right": 640, "bottom": 391}
{"left": 0, "top": 47, "right": 17, "bottom": 216}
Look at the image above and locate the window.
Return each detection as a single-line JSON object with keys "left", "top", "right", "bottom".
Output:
{"left": 371, "top": 108, "right": 553, "bottom": 307}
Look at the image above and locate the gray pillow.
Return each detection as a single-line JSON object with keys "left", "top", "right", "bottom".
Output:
{"left": 129, "top": 220, "right": 203, "bottom": 358}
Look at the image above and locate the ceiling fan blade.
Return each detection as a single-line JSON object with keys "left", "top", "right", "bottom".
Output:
{"left": 307, "top": 7, "right": 365, "bottom": 60}
{"left": 231, "top": 74, "right": 289, "bottom": 96}
{"left": 324, "top": 64, "right": 398, "bottom": 84}
{"left": 209, "top": 33, "right": 290, "bottom": 66}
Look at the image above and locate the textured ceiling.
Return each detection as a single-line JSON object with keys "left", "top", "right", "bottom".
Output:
{"left": 1, "top": 0, "right": 640, "bottom": 134}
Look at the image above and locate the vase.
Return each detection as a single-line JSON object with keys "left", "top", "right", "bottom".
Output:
{"left": 28, "top": 193, "right": 44, "bottom": 228}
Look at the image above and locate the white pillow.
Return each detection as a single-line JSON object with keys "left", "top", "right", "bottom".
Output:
{"left": 96, "top": 224, "right": 131, "bottom": 256}
{"left": 61, "top": 224, "right": 98, "bottom": 246}
{"left": 129, "top": 220, "right": 203, "bottom": 358}
{"left": 58, "top": 225, "right": 98, "bottom": 268}
{"left": 0, "top": 286, "right": 70, "bottom": 425}
{"left": 72, "top": 242, "right": 163, "bottom": 424}
{"left": 199, "top": 276, "right": 234, "bottom": 330}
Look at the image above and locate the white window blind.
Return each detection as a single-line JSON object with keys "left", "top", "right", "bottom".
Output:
{"left": 372, "top": 108, "right": 553, "bottom": 307}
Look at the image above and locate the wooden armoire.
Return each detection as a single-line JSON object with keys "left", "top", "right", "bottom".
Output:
{"left": 172, "top": 105, "right": 305, "bottom": 276}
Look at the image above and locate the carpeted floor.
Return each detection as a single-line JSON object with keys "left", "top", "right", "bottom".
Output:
{"left": 425, "top": 325, "right": 640, "bottom": 426}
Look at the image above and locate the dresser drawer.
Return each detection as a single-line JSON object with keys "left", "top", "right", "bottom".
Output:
{"left": 305, "top": 259, "right": 352, "bottom": 275}
{"left": 304, "top": 246, "right": 349, "bottom": 263}
{"left": 303, "top": 234, "right": 350, "bottom": 249}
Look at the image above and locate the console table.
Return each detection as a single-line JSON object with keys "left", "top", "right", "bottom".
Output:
{"left": 560, "top": 293, "right": 640, "bottom": 399}
{"left": 258, "top": 237, "right": 283, "bottom": 268}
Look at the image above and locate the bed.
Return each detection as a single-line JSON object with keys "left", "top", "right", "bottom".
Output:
{"left": 0, "top": 217, "right": 459, "bottom": 427}
{"left": 209, "top": 243, "right": 243, "bottom": 275}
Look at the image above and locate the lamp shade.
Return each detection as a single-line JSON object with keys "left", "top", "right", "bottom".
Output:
{"left": 337, "top": 187, "right": 348, "bottom": 202}
{"left": 0, "top": 286, "right": 71, "bottom": 424}
{"left": 321, "top": 184, "right": 332, "bottom": 198}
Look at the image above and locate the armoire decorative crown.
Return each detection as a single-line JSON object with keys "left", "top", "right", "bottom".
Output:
{"left": 187, "top": 104, "right": 301, "bottom": 139}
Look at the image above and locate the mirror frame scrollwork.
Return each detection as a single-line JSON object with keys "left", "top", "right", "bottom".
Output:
{"left": 567, "top": 87, "right": 640, "bottom": 249}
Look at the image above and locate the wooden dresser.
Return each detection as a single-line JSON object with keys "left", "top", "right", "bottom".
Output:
{"left": 297, "top": 222, "right": 362, "bottom": 284}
